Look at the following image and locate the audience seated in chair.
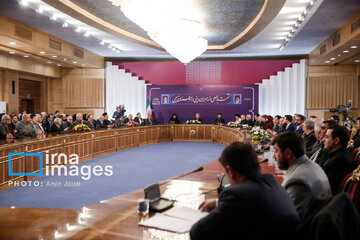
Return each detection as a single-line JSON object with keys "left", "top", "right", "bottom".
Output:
{"left": 190, "top": 142, "right": 299, "bottom": 240}
{"left": 73, "top": 113, "right": 83, "bottom": 126}
{"left": 320, "top": 125, "right": 357, "bottom": 194}
{"left": 284, "top": 115, "right": 296, "bottom": 132}
{"left": 295, "top": 114, "right": 305, "bottom": 135}
{"left": 134, "top": 112, "right": 145, "bottom": 126}
{"left": 303, "top": 119, "right": 317, "bottom": 154}
{"left": 16, "top": 113, "right": 37, "bottom": 138}
{"left": 96, "top": 115, "right": 111, "bottom": 129}
{"left": 272, "top": 132, "right": 331, "bottom": 217}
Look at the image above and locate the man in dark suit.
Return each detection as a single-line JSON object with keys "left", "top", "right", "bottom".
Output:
{"left": 295, "top": 114, "right": 305, "bottom": 134}
{"left": 285, "top": 115, "right": 296, "bottom": 132}
{"left": 195, "top": 113, "right": 203, "bottom": 123}
{"left": 134, "top": 112, "right": 145, "bottom": 126}
{"left": 190, "top": 142, "right": 299, "bottom": 240}
{"left": 95, "top": 115, "right": 111, "bottom": 129}
{"left": 73, "top": 113, "right": 83, "bottom": 126}
{"left": 145, "top": 113, "right": 153, "bottom": 126}
{"left": 320, "top": 125, "right": 357, "bottom": 194}
{"left": 303, "top": 119, "right": 317, "bottom": 153}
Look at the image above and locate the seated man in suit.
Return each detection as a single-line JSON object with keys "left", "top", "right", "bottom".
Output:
{"left": 284, "top": 115, "right": 296, "bottom": 132}
{"left": 113, "top": 116, "right": 126, "bottom": 128}
{"left": 295, "top": 114, "right": 305, "bottom": 134}
{"left": 272, "top": 132, "right": 331, "bottom": 217}
{"left": 195, "top": 113, "right": 203, "bottom": 123}
{"left": 134, "top": 112, "right": 145, "bottom": 126}
{"left": 145, "top": 115, "right": 153, "bottom": 125}
{"left": 320, "top": 125, "right": 357, "bottom": 194}
{"left": 66, "top": 115, "right": 74, "bottom": 129}
{"left": 303, "top": 119, "right": 317, "bottom": 153}
{"left": 0, "top": 114, "right": 16, "bottom": 139}
{"left": 102, "top": 112, "right": 111, "bottom": 125}
{"left": 73, "top": 113, "right": 83, "bottom": 126}
{"left": 16, "top": 113, "right": 37, "bottom": 138}
{"left": 95, "top": 115, "right": 111, "bottom": 129}
{"left": 190, "top": 142, "right": 299, "bottom": 240}
{"left": 85, "top": 115, "right": 96, "bottom": 129}
{"left": 50, "top": 118, "right": 69, "bottom": 133}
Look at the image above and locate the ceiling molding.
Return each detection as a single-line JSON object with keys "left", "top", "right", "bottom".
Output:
{"left": 43, "top": 0, "right": 285, "bottom": 51}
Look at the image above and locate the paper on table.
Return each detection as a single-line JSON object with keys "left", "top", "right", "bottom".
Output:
{"left": 138, "top": 207, "right": 208, "bottom": 233}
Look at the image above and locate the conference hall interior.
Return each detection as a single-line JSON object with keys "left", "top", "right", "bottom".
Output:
{"left": 0, "top": 0, "right": 360, "bottom": 239}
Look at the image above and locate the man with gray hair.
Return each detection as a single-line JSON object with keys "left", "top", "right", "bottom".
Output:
{"left": 73, "top": 113, "right": 83, "bottom": 126}
{"left": 0, "top": 114, "right": 16, "bottom": 138}
{"left": 302, "top": 119, "right": 317, "bottom": 153}
{"left": 16, "top": 113, "right": 37, "bottom": 138}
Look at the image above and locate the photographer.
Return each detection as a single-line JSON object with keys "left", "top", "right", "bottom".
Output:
{"left": 113, "top": 105, "right": 122, "bottom": 120}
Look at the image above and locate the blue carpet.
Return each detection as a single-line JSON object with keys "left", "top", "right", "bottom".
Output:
{"left": 0, "top": 142, "right": 224, "bottom": 209}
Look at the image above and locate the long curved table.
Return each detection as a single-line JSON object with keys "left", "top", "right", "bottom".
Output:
{"left": 0, "top": 124, "right": 280, "bottom": 239}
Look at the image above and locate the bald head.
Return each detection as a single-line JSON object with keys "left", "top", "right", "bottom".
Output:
{"left": 22, "top": 114, "right": 31, "bottom": 123}
{"left": 1, "top": 114, "right": 11, "bottom": 125}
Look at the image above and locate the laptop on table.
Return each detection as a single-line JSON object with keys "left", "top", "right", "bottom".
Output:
{"left": 144, "top": 183, "right": 175, "bottom": 212}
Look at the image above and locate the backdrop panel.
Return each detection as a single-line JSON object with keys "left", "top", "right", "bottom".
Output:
{"left": 147, "top": 85, "right": 258, "bottom": 124}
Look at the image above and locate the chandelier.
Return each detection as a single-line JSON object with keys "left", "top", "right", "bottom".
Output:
{"left": 108, "top": 0, "right": 208, "bottom": 64}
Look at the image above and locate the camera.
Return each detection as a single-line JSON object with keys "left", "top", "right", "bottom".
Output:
{"left": 119, "top": 105, "right": 126, "bottom": 116}
{"left": 329, "top": 99, "right": 353, "bottom": 126}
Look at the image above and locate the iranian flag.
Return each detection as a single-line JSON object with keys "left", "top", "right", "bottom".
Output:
{"left": 146, "top": 99, "right": 153, "bottom": 120}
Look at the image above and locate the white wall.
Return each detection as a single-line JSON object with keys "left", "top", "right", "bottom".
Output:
{"left": 105, "top": 62, "right": 148, "bottom": 118}
{"left": 257, "top": 59, "right": 307, "bottom": 116}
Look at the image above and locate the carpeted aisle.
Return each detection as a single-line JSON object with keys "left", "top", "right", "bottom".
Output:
{"left": 0, "top": 142, "right": 224, "bottom": 209}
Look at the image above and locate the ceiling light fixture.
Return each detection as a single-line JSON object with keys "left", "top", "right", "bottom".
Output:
{"left": 47, "top": 61, "right": 52, "bottom": 64}
{"left": 279, "top": 0, "right": 318, "bottom": 51}
{"left": 57, "top": 64, "right": 62, "bottom": 66}
{"left": 343, "top": 50, "right": 349, "bottom": 53}
{"left": 9, "top": 42, "right": 16, "bottom": 45}
{"left": 110, "top": 0, "right": 207, "bottom": 63}
{"left": 73, "top": 61, "right": 77, "bottom": 64}
{"left": 62, "top": 22, "right": 69, "bottom": 28}
{"left": 350, "top": 46, "right": 358, "bottom": 49}
{"left": 355, "top": 60, "right": 360, "bottom": 63}
{"left": 75, "top": 27, "right": 81, "bottom": 33}
{"left": 330, "top": 57, "right": 336, "bottom": 60}
{"left": 23, "top": 55, "right": 29, "bottom": 58}
{"left": 52, "top": 55, "right": 57, "bottom": 58}
{"left": 9, "top": 51, "right": 15, "bottom": 54}
{"left": 83, "top": 32, "right": 90, "bottom": 37}
{"left": 39, "top": 51, "right": 45, "bottom": 54}
{"left": 99, "top": 40, "right": 105, "bottom": 45}
{"left": 325, "top": 60, "right": 330, "bottom": 63}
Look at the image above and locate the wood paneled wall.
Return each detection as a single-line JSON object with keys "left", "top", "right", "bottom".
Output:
{"left": 18, "top": 79, "right": 41, "bottom": 114}
{"left": 307, "top": 75, "right": 359, "bottom": 109}
{"left": 62, "top": 68, "right": 105, "bottom": 118}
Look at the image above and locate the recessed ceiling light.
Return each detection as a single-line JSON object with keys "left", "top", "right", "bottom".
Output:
{"left": 40, "top": 51, "right": 45, "bottom": 54}
{"left": 342, "top": 50, "right": 349, "bottom": 53}
{"left": 23, "top": 55, "right": 29, "bottom": 58}
{"left": 9, "top": 51, "right": 15, "bottom": 54}
{"left": 62, "top": 22, "right": 69, "bottom": 28}
{"left": 36, "top": 7, "right": 43, "bottom": 14}
{"left": 350, "top": 46, "right": 358, "bottom": 49}
{"left": 330, "top": 57, "right": 336, "bottom": 60}
{"left": 325, "top": 60, "right": 330, "bottom": 63}
{"left": 47, "top": 61, "right": 52, "bottom": 64}
{"left": 52, "top": 55, "right": 57, "bottom": 58}
{"left": 81, "top": 64, "right": 86, "bottom": 66}
{"left": 9, "top": 42, "right": 16, "bottom": 45}
{"left": 50, "top": 14, "right": 57, "bottom": 21}
{"left": 99, "top": 40, "right": 105, "bottom": 45}
{"left": 63, "top": 58, "right": 67, "bottom": 62}
{"left": 83, "top": 32, "right": 90, "bottom": 37}
{"left": 57, "top": 64, "right": 62, "bottom": 66}
{"left": 75, "top": 27, "right": 81, "bottom": 33}
{"left": 73, "top": 61, "right": 77, "bottom": 64}
{"left": 355, "top": 60, "right": 360, "bottom": 63}
{"left": 338, "top": 54, "right": 341, "bottom": 57}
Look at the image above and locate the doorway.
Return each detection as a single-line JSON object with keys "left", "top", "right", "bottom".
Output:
{"left": 19, "top": 79, "right": 41, "bottom": 114}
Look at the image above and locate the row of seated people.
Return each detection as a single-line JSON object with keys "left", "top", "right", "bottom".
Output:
{"left": 0, "top": 111, "right": 153, "bottom": 139}
{"left": 190, "top": 132, "right": 360, "bottom": 240}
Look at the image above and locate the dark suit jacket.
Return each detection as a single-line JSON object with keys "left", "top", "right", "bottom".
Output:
{"left": 145, "top": 118, "right": 153, "bottom": 125}
{"left": 304, "top": 131, "right": 317, "bottom": 153}
{"left": 319, "top": 147, "right": 357, "bottom": 194}
{"left": 190, "top": 173, "right": 299, "bottom": 240}
{"left": 350, "top": 131, "right": 360, "bottom": 152}
{"left": 95, "top": 120, "right": 109, "bottom": 129}
{"left": 195, "top": 118, "right": 203, "bottom": 123}
{"left": 85, "top": 120, "right": 95, "bottom": 129}
{"left": 134, "top": 117, "right": 145, "bottom": 125}
{"left": 50, "top": 124, "right": 65, "bottom": 133}
{"left": 295, "top": 124, "right": 304, "bottom": 134}
{"left": 286, "top": 122, "right": 297, "bottom": 132}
